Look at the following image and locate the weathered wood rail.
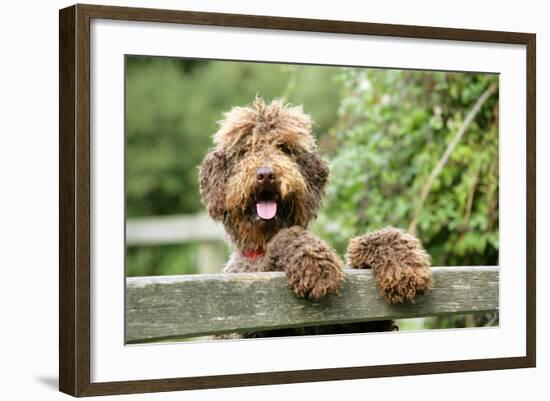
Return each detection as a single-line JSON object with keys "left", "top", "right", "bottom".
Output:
{"left": 126, "top": 266, "right": 498, "bottom": 343}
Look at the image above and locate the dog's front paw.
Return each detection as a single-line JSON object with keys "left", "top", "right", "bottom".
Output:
{"left": 286, "top": 249, "right": 344, "bottom": 302}
{"left": 266, "top": 226, "right": 344, "bottom": 301}
{"left": 346, "top": 227, "right": 432, "bottom": 303}
{"left": 376, "top": 263, "right": 431, "bottom": 304}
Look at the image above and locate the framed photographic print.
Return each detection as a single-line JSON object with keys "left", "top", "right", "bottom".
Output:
{"left": 59, "top": 3, "right": 536, "bottom": 397}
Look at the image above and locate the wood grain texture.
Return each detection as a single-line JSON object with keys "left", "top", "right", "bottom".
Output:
{"left": 525, "top": 33, "right": 537, "bottom": 367}
{"left": 59, "top": 5, "right": 76, "bottom": 395}
{"left": 59, "top": 4, "right": 92, "bottom": 396}
{"left": 75, "top": 4, "right": 92, "bottom": 396}
{"left": 126, "top": 266, "right": 499, "bottom": 342}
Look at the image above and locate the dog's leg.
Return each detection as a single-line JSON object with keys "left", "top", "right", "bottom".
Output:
{"left": 264, "top": 226, "right": 344, "bottom": 301}
{"left": 346, "top": 227, "right": 432, "bottom": 304}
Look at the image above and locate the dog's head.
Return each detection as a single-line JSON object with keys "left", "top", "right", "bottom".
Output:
{"left": 199, "top": 98, "right": 329, "bottom": 250}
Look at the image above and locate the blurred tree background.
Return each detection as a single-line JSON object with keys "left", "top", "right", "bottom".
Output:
{"left": 314, "top": 69, "right": 499, "bottom": 266}
{"left": 125, "top": 56, "right": 499, "bottom": 330}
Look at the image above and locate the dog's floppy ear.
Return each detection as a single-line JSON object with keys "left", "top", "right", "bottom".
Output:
{"left": 310, "top": 151, "right": 329, "bottom": 196}
{"left": 300, "top": 150, "right": 329, "bottom": 201}
{"left": 199, "top": 149, "right": 228, "bottom": 221}
{"left": 294, "top": 149, "right": 330, "bottom": 223}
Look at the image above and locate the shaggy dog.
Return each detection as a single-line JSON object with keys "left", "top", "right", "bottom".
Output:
{"left": 199, "top": 98, "right": 432, "bottom": 337}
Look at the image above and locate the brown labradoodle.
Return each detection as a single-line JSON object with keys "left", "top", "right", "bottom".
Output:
{"left": 199, "top": 98, "right": 431, "bottom": 337}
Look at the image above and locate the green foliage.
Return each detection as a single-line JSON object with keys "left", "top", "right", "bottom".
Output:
{"left": 313, "top": 68, "right": 499, "bottom": 266}
{"left": 125, "top": 242, "right": 229, "bottom": 276}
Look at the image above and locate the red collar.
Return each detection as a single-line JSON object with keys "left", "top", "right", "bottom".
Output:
{"left": 241, "top": 249, "right": 265, "bottom": 260}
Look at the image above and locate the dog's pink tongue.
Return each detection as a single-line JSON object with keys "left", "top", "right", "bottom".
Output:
{"left": 256, "top": 201, "right": 277, "bottom": 220}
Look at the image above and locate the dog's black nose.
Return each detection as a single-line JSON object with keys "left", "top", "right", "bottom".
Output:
{"left": 256, "top": 167, "right": 276, "bottom": 184}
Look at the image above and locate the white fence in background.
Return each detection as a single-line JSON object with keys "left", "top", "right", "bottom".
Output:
{"left": 126, "top": 213, "right": 227, "bottom": 274}
{"left": 126, "top": 213, "right": 226, "bottom": 245}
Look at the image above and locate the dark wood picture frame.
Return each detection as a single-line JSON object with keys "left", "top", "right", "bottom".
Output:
{"left": 59, "top": 3, "right": 536, "bottom": 397}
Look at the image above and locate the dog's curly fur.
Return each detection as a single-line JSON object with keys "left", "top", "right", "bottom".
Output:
{"left": 199, "top": 98, "right": 432, "bottom": 337}
{"left": 346, "top": 227, "right": 432, "bottom": 303}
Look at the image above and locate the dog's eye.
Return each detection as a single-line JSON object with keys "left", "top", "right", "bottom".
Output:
{"left": 277, "top": 144, "right": 293, "bottom": 156}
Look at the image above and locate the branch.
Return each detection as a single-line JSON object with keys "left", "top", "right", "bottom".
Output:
{"left": 408, "top": 83, "right": 497, "bottom": 235}
{"left": 462, "top": 163, "right": 481, "bottom": 231}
